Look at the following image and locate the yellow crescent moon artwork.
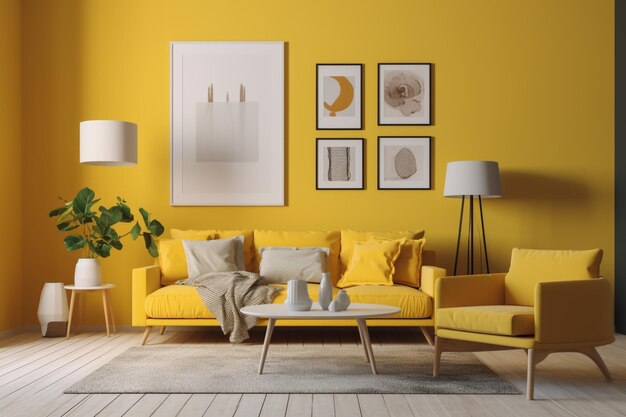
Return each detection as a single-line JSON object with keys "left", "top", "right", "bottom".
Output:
{"left": 324, "top": 76, "right": 354, "bottom": 117}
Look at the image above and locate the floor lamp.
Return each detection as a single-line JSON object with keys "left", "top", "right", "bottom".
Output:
{"left": 444, "top": 161, "right": 501, "bottom": 275}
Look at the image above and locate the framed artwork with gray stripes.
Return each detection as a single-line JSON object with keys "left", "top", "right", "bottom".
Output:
{"left": 316, "top": 138, "right": 364, "bottom": 190}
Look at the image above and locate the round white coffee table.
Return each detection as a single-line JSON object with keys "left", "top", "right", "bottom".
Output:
{"left": 241, "top": 303, "right": 400, "bottom": 375}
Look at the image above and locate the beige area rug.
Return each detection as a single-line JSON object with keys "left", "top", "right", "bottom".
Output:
{"left": 65, "top": 344, "right": 520, "bottom": 394}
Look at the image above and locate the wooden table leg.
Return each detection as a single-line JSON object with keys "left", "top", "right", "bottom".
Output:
{"left": 104, "top": 288, "right": 115, "bottom": 334}
{"left": 101, "top": 290, "right": 111, "bottom": 336}
{"left": 258, "top": 318, "right": 276, "bottom": 374}
{"left": 357, "top": 319, "right": 377, "bottom": 374}
{"left": 66, "top": 290, "right": 76, "bottom": 339}
{"left": 356, "top": 322, "right": 370, "bottom": 363}
{"left": 75, "top": 292, "right": 83, "bottom": 334}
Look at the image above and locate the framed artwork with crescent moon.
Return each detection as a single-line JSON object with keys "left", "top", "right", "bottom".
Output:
{"left": 378, "top": 63, "right": 431, "bottom": 125}
{"left": 316, "top": 64, "right": 363, "bottom": 130}
{"left": 377, "top": 136, "right": 431, "bottom": 190}
{"left": 316, "top": 138, "right": 364, "bottom": 189}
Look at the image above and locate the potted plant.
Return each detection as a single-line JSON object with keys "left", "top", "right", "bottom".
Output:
{"left": 49, "top": 187, "right": 164, "bottom": 287}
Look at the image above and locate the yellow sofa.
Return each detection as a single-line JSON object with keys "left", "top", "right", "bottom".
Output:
{"left": 132, "top": 229, "right": 447, "bottom": 344}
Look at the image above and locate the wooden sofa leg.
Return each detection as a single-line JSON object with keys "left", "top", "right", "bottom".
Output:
{"left": 433, "top": 336, "right": 442, "bottom": 377}
{"left": 159, "top": 326, "right": 166, "bottom": 336}
{"left": 580, "top": 347, "right": 612, "bottom": 380}
{"left": 141, "top": 326, "right": 153, "bottom": 346}
{"left": 527, "top": 348, "right": 536, "bottom": 400}
{"left": 420, "top": 326, "right": 434, "bottom": 346}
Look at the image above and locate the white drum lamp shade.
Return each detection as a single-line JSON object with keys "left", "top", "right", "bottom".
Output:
{"left": 444, "top": 161, "right": 501, "bottom": 198}
{"left": 80, "top": 120, "right": 137, "bottom": 166}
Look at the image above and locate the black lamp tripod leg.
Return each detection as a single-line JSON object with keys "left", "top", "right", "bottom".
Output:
{"left": 453, "top": 196, "right": 465, "bottom": 276}
{"left": 478, "top": 196, "right": 490, "bottom": 273}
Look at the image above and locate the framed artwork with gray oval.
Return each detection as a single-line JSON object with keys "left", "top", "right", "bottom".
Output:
{"left": 377, "top": 136, "right": 431, "bottom": 190}
{"left": 378, "top": 63, "right": 431, "bottom": 125}
{"left": 316, "top": 138, "right": 364, "bottom": 190}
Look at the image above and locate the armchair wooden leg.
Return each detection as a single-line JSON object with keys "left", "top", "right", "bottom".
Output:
{"left": 527, "top": 349, "right": 536, "bottom": 400}
{"left": 433, "top": 336, "right": 442, "bottom": 377}
{"left": 420, "top": 326, "right": 435, "bottom": 346}
{"left": 141, "top": 326, "right": 153, "bottom": 346}
{"left": 579, "top": 348, "right": 612, "bottom": 380}
{"left": 159, "top": 326, "right": 166, "bottom": 336}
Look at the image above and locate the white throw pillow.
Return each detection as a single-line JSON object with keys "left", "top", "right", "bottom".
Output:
{"left": 259, "top": 247, "right": 329, "bottom": 283}
{"left": 182, "top": 239, "right": 238, "bottom": 278}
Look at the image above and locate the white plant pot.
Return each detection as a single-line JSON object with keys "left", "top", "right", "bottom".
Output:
{"left": 74, "top": 258, "right": 102, "bottom": 287}
{"left": 37, "top": 283, "right": 68, "bottom": 337}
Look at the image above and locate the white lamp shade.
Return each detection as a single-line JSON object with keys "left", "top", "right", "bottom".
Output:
{"left": 444, "top": 160, "right": 501, "bottom": 198}
{"left": 80, "top": 120, "right": 137, "bottom": 166}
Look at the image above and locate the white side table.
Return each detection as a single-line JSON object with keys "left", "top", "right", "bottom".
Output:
{"left": 64, "top": 284, "right": 116, "bottom": 339}
{"left": 241, "top": 303, "right": 400, "bottom": 375}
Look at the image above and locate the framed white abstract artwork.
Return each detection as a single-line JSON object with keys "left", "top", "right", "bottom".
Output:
{"left": 316, "top": 138, "right": 364, "bottom": 190}
{"left": 170, "top": 41, "right": 284, "bottom": 206}
{"left": 377, "top": 136, "right": 431, "bottom": 190}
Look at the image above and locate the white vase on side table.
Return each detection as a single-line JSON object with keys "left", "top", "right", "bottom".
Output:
{"left": 37, "top": 283, "right": 69, "bottom": 337}
{"left": 74, "top": 258, "right": 102, "bottom": 287}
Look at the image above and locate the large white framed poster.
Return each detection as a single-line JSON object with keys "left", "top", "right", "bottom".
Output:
{"left": 171, "top": 42, "right": 284, "bottom": 206}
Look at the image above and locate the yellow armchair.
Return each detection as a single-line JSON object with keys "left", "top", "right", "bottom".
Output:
{"left": 433, "top": 248, "right": 614, "bottom": 400}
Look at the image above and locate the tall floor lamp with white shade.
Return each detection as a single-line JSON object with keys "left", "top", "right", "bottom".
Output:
{"left": 444, "top": 161, "right": 501, "bottom": 275}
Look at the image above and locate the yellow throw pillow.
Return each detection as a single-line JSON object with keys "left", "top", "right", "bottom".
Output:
{"left": 387, "top": 238, "right": 425, "bottom": 288}
{"left": 158, "top": 239, "right": 189, "bottom": 284}
{"left": 340, "top": 230, "right": 425, "bottom": 275}
{"left": 504, "top": 248, "right": 603, "bottom": 306}
{"left": 337, "top": 239, "right": 405, "bottom": 288}
{"left": 170, "top": 229, "right": 214, "bottom": 240}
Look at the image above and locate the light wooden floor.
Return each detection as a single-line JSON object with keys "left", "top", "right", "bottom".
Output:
{"left": 0, "top": 328, "right": 625, "bottom": 417}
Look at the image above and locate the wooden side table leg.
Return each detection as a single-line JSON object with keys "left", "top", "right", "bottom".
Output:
{"left": 357, "top": 319, "right": 377, "bottom": 374}
{"left": 66, "top": 290, "right": 76, "bottom": 339}
{"left": 104, "top": 288, "right": 115, "bottom": 334}
{"left": 75, "top": 292, "right": 83, "bottom": 334}
{"left": 101, "top": 290, "right": 111, "bottom": 336}
{"left": 258, "top": 318, "right": 276, "bottom": 374}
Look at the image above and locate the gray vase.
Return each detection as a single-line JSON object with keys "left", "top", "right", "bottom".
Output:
{"left": 318, "top": 272, "right": 332, "bottom": 310}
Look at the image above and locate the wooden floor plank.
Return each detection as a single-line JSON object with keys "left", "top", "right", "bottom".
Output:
{"left": 285, "top": 393, "right": 313, "bottom": 417}
{"left": 233, "top": 393, "right": 265, "bottom": 417}
{"left": 205, "top": 393, "right": 243, "bottom": 417}
{"left": 312, "top": 393, "right": 334, "bottom": 417}
{"left": 64, "top": 393, "right": 118, "bottom": 417}
{"left": 96, "top": 393, "right": 143, "bottom": 417}
{"left": 151, "top": 394, "right": 192, "bottom": 417}
{"left": 177, "top": 393, "right": 216, "bottom": 417}
{"left": 123, "top": 393, "right": 169, "bottom": 416}
{"left": 334, "top": 394, "right": 361, "bottom": 417}
{"left": 382, "top": 395, "right": 414, "bottom": 417}
{"left": 358, "top": 394, "right": 390, "bottom": 417}
{"left": 41, "top": 394, "right": 89, "bottom": 417}
{"left": 259, "top": 394, "right": 289, "bottom": 417}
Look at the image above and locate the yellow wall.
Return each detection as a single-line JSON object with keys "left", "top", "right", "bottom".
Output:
{"left": 0, "top": 0, "right": 22, "bottom": 332}
{"left": 20, "top": 0, "right": 614, "bottom": 326}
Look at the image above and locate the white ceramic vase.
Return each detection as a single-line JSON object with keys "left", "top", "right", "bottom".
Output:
{"left": 329, "top": 289, "right": 351, "bottom": 312}
{"left": 74, "top": 258, "right": 102, "bottom": 287}
{"left": 285, "top": 279, "right": 312, "bottom": 311}
{"left": 318, "top": 272, "right": 332, "bottom": 310}
{"left": 37, "top": 283, "right": 68, "bottom": 337}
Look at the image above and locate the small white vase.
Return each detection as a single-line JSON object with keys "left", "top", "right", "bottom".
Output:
{"left": 330, "top": 289, "right": 351, "bottom": 312}
{"left": 37, "top": 283, "right": 68, "bottom": 337}
{"left": 318, "top": 272, "right": 332, "bottom": 310}
{"left": 285, "top": 279, "right": 312, "bottom": 311}
{"left": 74, "top": 258, "right": 102, "bottom": 287}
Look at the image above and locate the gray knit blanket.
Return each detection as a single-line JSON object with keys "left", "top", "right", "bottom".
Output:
{"left": 177, "top": 272, "right": 282, "bottom": 343}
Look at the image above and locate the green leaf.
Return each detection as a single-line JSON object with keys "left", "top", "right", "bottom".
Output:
{"left": 94, "top": 244, "right": 112, "bottom": 258}
{"left": 110, "top": 239, "right": 123, "bottom": 250}
{"left": 57, "top": 222, "right": 79, "bottom": 232}
{"left": 72, "top": 187, "right": 95, "bottom": 215}
{"left": 148, "top": 219, "right": 165, "bottom": 237}
{"left": 117, "top": 201, "right": 134, "bottom": 223}
{"left": 49, "top": 206, "right": 67, "bottom": 217}
{"left": 143, "top": 233, "right": 159, "bottom": 257}
{"left": 63, "top": 235, "right": 85, "bottom": 251}
{"left": 130, "top": 222, "right": 141, "bottom": 240}
{"left": 139, "top": 208, "right": 150, "bottom": 229}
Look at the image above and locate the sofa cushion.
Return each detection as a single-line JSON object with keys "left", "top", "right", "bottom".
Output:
{"left": 182, "top": 238, "right": 240, "bottom": 278}
{"left": 158, "top": 239, "right": 189, "bottom": 285}
{"left": 259, "top": 247, "right": 329, "bottom": 283}
{"left": 145, "top": 283, "right": 431, "bottom": 319}
{"left": 337, "top": 239, "right": 404, "bottom": 288}
{"left": 345, "top": 285, "right": 432, "bottom": 319}
{"left": 436, "top": 305, "right": 535, "bottom": 336}
{"left": 505, "top": 248, "right": 603, "bottom": 306}
{"left": 339, "top": 230, "right": 425, "bottom": 275}
{"left": 254, "top": 230, "right": 341, "bottom": 283}
{"left": 170, "top": 229, "right": 255, "bottom": 272}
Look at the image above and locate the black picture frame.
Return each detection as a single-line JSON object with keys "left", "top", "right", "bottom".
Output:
{"left": 377, "top": 136, "right": 431, "bottom": 190}
{"left": 316, "top": 138, "right": 365, "bottom": 190}
{"left": 378, "top": 63, "right": 432, "bottom": 126}
{"left": 316, "top": 64, "right": 363, "bottom": 130}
